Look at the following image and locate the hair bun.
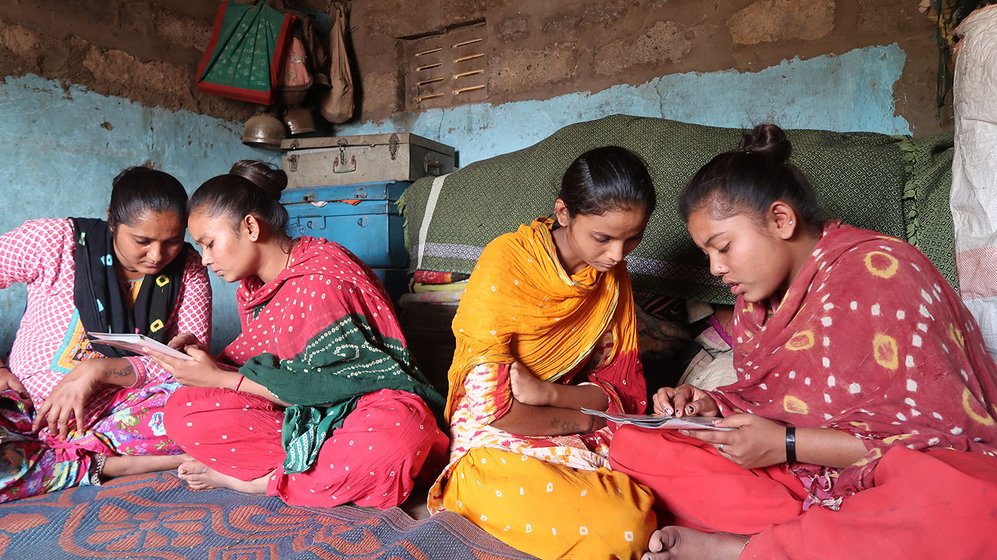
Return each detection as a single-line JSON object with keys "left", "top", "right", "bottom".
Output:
{"left": 738, "top": 123, "right": 792, "bottom": 164}
{"left": 229, "top": 160, "right": 288, "bottom": 200}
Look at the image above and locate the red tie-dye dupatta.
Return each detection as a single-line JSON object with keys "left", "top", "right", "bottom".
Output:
{"left": 711, "top": 222, "right": 997, "bottom": 500}
{"left": 225, "top": 236, "right": 444, "bottom": 472}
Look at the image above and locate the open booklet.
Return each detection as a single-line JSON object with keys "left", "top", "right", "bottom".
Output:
{"left": 580, "top": 408, "right": 733, "bottom": 431}
{"left": 88, "top": 332, "right": 193, "bottom": 361}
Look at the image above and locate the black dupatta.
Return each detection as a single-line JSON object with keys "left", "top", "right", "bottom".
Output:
{"left": 71, "top": 218, "right": 188, "bottom": 358}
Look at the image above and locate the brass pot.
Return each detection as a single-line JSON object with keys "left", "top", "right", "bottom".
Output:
{"left": 241, "top": 110, "right": 286, "bottom": 149}
{"left": 284, "top": 106, "right": 317, "bottom": 136}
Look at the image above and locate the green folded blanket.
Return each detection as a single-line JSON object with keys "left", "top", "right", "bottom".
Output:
{"left": 400, "top": 115, "right": 955, "bottom": 305}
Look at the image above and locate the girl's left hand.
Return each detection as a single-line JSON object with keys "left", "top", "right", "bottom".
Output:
{"left": 509, "top": 361, "right": 552, "bottom": 406}
{"left": 145, "top": 346, "right": 236, "bottom": 389}
{"left": 167, "top": 332, "right": 204, "bottom": 351}
{"left": 653, "top": 384, "right": 719, "bottom": 417}
{"left": 679, "top": 413, "right": 787, "bottom": 469}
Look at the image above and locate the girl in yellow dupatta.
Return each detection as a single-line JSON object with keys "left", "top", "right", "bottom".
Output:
{"left": 428, "top": 147, "right": 658, "bottom": 559}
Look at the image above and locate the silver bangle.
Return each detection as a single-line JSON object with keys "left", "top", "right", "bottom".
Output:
{"left": 90, "top": 453, "right": 107, "bottom": 485}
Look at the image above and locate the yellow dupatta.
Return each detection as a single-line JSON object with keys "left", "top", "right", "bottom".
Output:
{"left": 445, "top": 218, "right": 638, "bottom": 420}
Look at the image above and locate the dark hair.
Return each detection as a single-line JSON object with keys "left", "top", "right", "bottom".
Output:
{"left": 678, "top": 124, "right": 821, "bottom": 229}
{"left": 108, "top": 166, "right": 188, "bottom": 227}
{"left": 558, "top": 146, "right": 656, "bottom": 217}
{"left": 189, "top": 160, "right": 289, "bottom": 233}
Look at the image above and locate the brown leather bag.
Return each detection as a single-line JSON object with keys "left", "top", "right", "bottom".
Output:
{"left": 319, "top": 2, "right": 354, "bottom": 123}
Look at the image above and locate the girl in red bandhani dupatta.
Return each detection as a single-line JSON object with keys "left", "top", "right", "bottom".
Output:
{"left": 153, "top": 161, "right": 448, "bottom": 509}
{"left": 427, "top": 147, "right": 657, "bottom": 560}
{"left": 610, "top": 124, "right": 997, "bottom": 560}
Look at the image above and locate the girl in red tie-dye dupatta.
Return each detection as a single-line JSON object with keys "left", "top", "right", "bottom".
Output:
{"left": 719, "top": 221, "right": 997, "bottom": 502}
{"left": 610, "top": 124, "right": 997, "bottom": 560}
{"left": 157, "top": 161, "right": 448, "bottom": 509}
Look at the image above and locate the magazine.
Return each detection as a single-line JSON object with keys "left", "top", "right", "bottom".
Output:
{"left": 580, "top": 408, "right": 733, "bottom": 431}
{"left": 88, "top": 332, "right": 193, "bottom": 361}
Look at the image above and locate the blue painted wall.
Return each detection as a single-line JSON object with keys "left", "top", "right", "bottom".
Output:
{"left": 337, "top": 45, "right": 910, "bottom": 166}
{"left": 0, "top": 44, "right": 909, "bottom": 354}
{"left": 0, "top": 74, "right": 269, "bottom": 353}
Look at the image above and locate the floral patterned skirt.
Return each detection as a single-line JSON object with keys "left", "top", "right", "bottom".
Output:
{"left": 0, "top": 381, "right": 182, "bottom": 503}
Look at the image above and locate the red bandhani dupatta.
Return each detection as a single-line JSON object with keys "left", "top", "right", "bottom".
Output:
{"left": 712, "top": 222, "right": 997, "bottom": 500}
{"left": 224, "top": 236, "right": 444, "bottom": 472}
{"left": 229, "top": 236, "right": 405, "bottom": 364}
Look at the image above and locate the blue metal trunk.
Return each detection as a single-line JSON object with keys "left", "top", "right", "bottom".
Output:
{"left": 281, "top": 180, "right": 411, "bottom": 269}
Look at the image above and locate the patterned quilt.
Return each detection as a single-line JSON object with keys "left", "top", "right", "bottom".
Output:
{"left": 0, "top": 472, "right": 536, "bottom": 559}
{"left": 400, "top": 114, "right": 956, "bottom": 304}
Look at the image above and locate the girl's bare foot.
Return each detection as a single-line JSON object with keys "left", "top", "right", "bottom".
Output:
{"left": 101, "top": 453, "right": 190, "bottom": 479}
{"left": 176, "top": 458, "right": 269, "bottom": 494}
{"left": 643, "top": 526, "right": 747, "bottom": 560}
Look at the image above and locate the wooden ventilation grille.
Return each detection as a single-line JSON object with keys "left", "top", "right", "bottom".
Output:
{"left": 402, "top": 21, "right": 487, "bottom": 110}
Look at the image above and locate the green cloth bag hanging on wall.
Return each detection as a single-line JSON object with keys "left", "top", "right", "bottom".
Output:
{"left": 196, "top": 0, "right": 295, "bottom": 105}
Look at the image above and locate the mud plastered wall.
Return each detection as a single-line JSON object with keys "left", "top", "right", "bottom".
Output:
{"left": 348, "top": 0, "right": 944, "bottom": 134}
{"left": 0, "top": 1, "right": 277, "bottom": 350}
{"left": 340, "top": 0, "right": 945, "bottom": 163}
{"left": 0, "top": 0, "right": 948, "bottom": 349}
{"left": 2, "top": 1, "right": 948, "bottom": 141}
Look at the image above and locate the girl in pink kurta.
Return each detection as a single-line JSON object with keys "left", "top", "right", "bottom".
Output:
{"left": 157, "top": 161, "right": 447, "bottom": 509}
{"left": 0, "top": 167, "right": 212, "bottom": 502}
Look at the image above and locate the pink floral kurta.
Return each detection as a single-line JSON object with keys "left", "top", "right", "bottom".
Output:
{"left": 0, "top": 219, "right": 211, "bottom": 501}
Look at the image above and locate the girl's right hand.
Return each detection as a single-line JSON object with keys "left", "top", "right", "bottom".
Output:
{"left": 145, "top": 346, "right": 236, "bottom": 389}
{"left": 32, "top": 360, "right": 103, "bottom": 439}
{"left": 653, "top": 384, "right": 719, "bottom": 417}
{"left": 0, "top": 366, "right": 27, "bottom": 396}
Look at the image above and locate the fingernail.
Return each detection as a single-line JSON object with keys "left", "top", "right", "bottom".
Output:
{"left": 686, "top": 405, "right": 695, "bottom": 414}
{"left": 663, "top": 407, "right": 673, "bottom": 416}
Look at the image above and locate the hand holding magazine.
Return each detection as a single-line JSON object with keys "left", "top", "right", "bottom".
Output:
{"left": 88, "top": 332, "right": 193, "bottom": 361}
{"left": 580, "top": 408, "right": 733, "bottom": 431}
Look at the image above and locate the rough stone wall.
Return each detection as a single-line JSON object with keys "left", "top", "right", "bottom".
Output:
{"left": 0, "top": 0, "right": 949, "bottom": 136}
{"left": 350, "top": 0, "right": 949, "bottom": 135}
{"left": 0, "top": 0, "right": 333, "bottom": 123}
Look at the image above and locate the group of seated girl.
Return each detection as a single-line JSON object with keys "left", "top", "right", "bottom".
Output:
{"left": 2, "top": 123, "right": 996, "bottom": 560}
{"left": 429, "top": 125, "right": 997, "bottom": 560}
{"left": 0, "top": 161, "right": 447, "bottom": 509}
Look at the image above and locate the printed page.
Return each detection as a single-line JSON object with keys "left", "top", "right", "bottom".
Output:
{"left": 88, "top": 332, "right": 193, "bottom": 361}
{"left": 580, "top": 408, "right": 732, "bottom": 431}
